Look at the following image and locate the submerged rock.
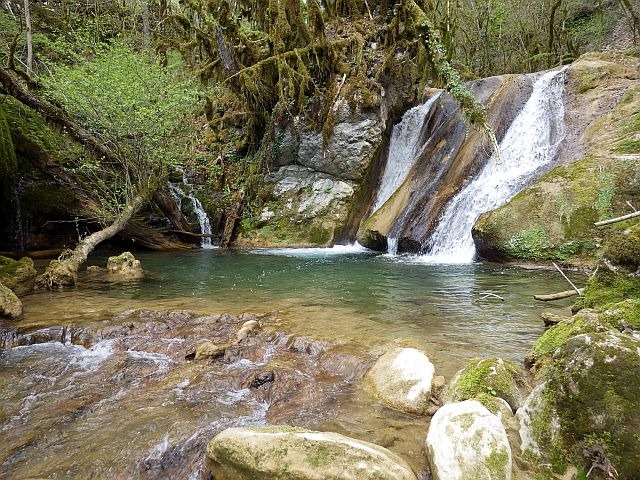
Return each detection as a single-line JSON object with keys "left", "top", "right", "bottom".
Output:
{"left": 0, "top": 256, "right": 36, "bottom": 296}
{"left": 0, "top": 283, "right": 22, "bottom": 319}
{"left": 106, "top": 251, "right": 144, "bottom": 278}
{"left": 366, "top": 347, "right": 435, "bottom": 414}
{"left": 520, "top": 332, "right": 640, "bottom": 478}
{"left": 444, "top": 357, "right": 527, "bottom": 411}
{"left": 206, "top": 426, "right": 417, "bottom": 480}
{"left": 425, "top": 400, "right": 512, "bottom": 480}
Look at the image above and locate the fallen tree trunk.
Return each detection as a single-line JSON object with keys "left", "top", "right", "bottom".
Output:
{"left": 594, "top": 210, "right": 640, "bottom": 227}
{"left": 37, "top": 194, "right": 147, "bottom": 288}
{"left": 534, "top": 288, "right": 584, "bottom": 301}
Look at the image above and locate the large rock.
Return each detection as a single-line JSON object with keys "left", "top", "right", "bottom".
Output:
{"left": 206, "top": 426, "right": 417, "bottom": 480}
{"left": 0, "top": 256, "right": 36, "bottom": 296}
{"left": 366, "top": 347, "right": 435, "bottom": 414}
{"left": 445, "top": 357, "right": 527, "bottom": 411}
{"left": 519, "top": 332, "right": 640, "bottom": 478}
{"left": 473, "top": 53, "right": 640, "bottom": 264}
{"left": 425, "top": 400, "right": 512, "bottom": 480}
{"left": 0, "top": 282, "right": 22, "bottom": 319}
{"left": 106, "top": 252, "right": 143, "bottom": 279}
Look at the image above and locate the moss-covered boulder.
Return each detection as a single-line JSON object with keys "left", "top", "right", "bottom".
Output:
{"left": 206, "top": 426, "right": 417, "bottom": 480}
{"left": 106, "top": 251, "right": 144, "bottom": 279}
{"left": 0, "top": 256, "right": 36, "bottom": 296}
{"left": 425, "top": 400, "right": 512, "bottom": 480}
{"left": 598, "top": 299, "right": 640, "bottom": 331}
{"left": 0, "top": 282, "right": 22, "bottom": 319}
{"left": 366, "top": 347, "right": 436, "bottom": 414}
{"left": 444, "top": 357, "right": 527, "bottom": 411}
{"left": 472, "top": 53, "right": 640, "bottom": 265}
{"left": 518, "top": 332, "right": 640, "bottom": 478}
{"left": 525, "top": 309, "right": 608, "bottom": 370}
{"left": 573, "top": 262, "right": 640, "bottom": 312}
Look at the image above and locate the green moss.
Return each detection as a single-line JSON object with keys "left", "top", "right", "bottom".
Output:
{"left": 598, "top": 299, "right": 640, "bottom": 330}
{"left": 447, "top": 357, "right": 524, "bottom": 409}
{"left": 21, "top": 184, "right": 78, "bottom": 217}
{"left": 0, "top": 103, "right": 17, "bottom": 179}
{"left": 615, "top": 139, "right": 640, "bottom": 154}
{"left": 504, "top": 226, "right": 551, "bottom": 260}
{"left": 485, "top": 448, "right": 509, "bottom": 478}
{"left": 602, "top": 224, "right": 640, "bottom": 271}
{"left": 0, "top": 256, "right": 36, "bottom": 295}
{"left": 575, "top": 267, "right": 640, "bottom": 310}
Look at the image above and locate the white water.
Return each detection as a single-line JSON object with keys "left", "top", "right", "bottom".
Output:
{"left": 168, "top": 175, "right": 215, "bottom": 249}
{"left": 372, "top": 93, "right": 441, "bottom": 213}
{"left": 252, "top": 242, "right": 372, "bottom": 258}
{"left": 385, "top": 237, "right": 399, "bottom": 257}
{"left": 422, "top": 68, "right": 567, "bottom": 264}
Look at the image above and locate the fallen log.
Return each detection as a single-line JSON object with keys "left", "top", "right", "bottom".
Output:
{"left": 594, "top": 210, "right": 640, "bottom": 227}
{"left": 534, "top": 288, "right": 584, "bottom": 301}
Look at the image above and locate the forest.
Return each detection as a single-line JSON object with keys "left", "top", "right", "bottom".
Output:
{"left": 0, "top": 0, "right": 639, "bottom": 479}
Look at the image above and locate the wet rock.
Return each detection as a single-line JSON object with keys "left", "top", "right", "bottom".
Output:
{"left": 106, "top": 252, "right": 144, "bottom": 278}
{"left": 366, "top": 347, "right": 435, "bottom": 414}
{"left": 244, "top": 371, "right": 275, "bottom": 389}
{"left": 444, "top": 357, "right": 527, "bottom": 411}
{"left": 0, "top": 256, "right": 36, "bottom": 296}
{"left": 194, "top": 341, "right": 227, "bottom": 360}
{"left": 518, "top": 332, "right": 640, "bottom": 478}
{"left": 206, "top": 426, "right": 417, "bottom": 480}
{"left": 425, "top": 400, "right": 512, "bottom": 480}
{"left": 0, "top": 283, "right": 22, "bottom": 319}
{"left": 235, "top": 319, "right": 259, "bottom": 341}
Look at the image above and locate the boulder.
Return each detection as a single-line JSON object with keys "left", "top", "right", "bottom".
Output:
{"left": 425, "top": 400, "right": 512, "bottom": 480}
{"left": 0, "top": 282, "right": 23, "bottom": 319}
{"left": 0, "top": 255, "right": 36, "bottom": 296}
{"left": 194, "top": 341, "right": 227, "bottom": 360}
{"left": 519, "top": 332, "right": 640, "bottom": 478}
{"left": 444, "top": 357, "right": 526, "bottom": 411}
{"left": 366, "top": 347, "right": 435, "bottom": 414}
{"left": 106, "top": 252, "right": 143, "bottom": 278}
{"left": 206, "top": 426, "right": 417, "bottom": 480}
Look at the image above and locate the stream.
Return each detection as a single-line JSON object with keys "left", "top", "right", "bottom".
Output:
{"left": 0, "top": 247, "right": 579, "bottom": 479}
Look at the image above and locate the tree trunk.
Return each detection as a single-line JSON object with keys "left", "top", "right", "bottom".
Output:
{"left": 38, "top": 194, "right": 147, "bottom": 288}
{"left": 141, "top": 0, "right": 151, "bottom": 51}
{"left": 23, "top": 0, "right": 32, "bottom": 76}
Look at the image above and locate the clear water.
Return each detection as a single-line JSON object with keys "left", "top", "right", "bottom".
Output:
{"left": 424, "top": 68, "right": 567, "bottom": 263}
{"left": 2, "top": 248, "right": 581, "bottom": 478}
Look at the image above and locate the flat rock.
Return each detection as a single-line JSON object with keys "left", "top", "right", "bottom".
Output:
{"left": 206, "top": 426, "right": 417, "bottom": 480}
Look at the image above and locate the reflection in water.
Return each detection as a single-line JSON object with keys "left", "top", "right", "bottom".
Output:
{"left": 1, "top": 249, "right": 579, "bottom": 478}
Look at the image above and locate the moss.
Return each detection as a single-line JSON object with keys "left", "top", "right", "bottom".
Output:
{"left": 485, "top": 448, "right": 510, "bottom": 478}
{"left": 615, "top": 139, "right": 640, "bottom": 154}
{"left": 21, "top": 183, "right": 78, "bottom": 217}
{"left": 446, "top": 357, "right": 524, "bottom": 410}
{"left": 575, "top": 266, "right": 640, "bottom": 310}
{"left": 602, "top": 224, "right": 640, "bottom": 271}
{"left": 598, "top": 299, "right": 640, "bottom": 330}
{"left": 0, "top": 256, "right": 36, "bottom": 296}
{"left": 526, "top": 310, "right": 606, "bottom": 368}
{"left": 504, "top": 226, "right": 551, "bottom": 260}
{"left": 0, "top": 102, "right": 17, "bottom": 179}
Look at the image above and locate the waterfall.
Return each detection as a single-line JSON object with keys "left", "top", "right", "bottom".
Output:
{"left": 168, "top": 175, "right": 215, "bottom": 249}
{"left": 372, "top": 93, "right": 441, "bottom": 213}
{"left": 423, "top": 68, "right": 567, "bottom": 264}
{"left": 13, "top": 184, "right": 24, "bottom": 252}
{"left": 386, "top": 237, "right": 399, "bottom": 256}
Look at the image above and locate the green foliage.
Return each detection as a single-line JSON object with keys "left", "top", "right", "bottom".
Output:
{"left": 0, "top": 103, "right": 17, "bottom": 181}
{"left": 40, "top": 44, "right": 199, "bottom": 214}
{"left": 505, "top": 226, "right": 551, "bottom": 259}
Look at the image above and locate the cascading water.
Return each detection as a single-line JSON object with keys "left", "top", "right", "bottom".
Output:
{"left": 168, "top": 175, "right": 215, "bottom": 249}
{"left": 423, "top": 68, "right": 567, "bottom": 264}
{"left": 372, "top": 93, "right": 441, "bottom": 213}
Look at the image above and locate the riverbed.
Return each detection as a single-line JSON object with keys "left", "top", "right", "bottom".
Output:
{"left": 0, "top": 247, "right": 579, "bottom": 478}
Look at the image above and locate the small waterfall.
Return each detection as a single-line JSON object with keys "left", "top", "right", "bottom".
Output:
{"left": 423, "top": 68, "right": 567, "bottom": 264}
{"left": 386, "top": 237, "right": 398, "bottom": 256}
{"left": 168, "top": 175, "right": 215, "bottom": 249}
{"left": 372, "top": 93, "right": 441, "bottom": 213}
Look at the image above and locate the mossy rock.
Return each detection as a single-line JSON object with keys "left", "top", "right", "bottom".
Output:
{"left": 0, "top": 282, "right": 22, "bottom": 319}
{"left": 528, "top": 332, "right": 640, "bottom": 479}
{"left": 601, "top": 223, "right": 640, "bottom": 272}
{"left": 444, "top": 357, "right": 527, "bottom": 411}
{"left": 573, "top": 263, "right": 640, "bottom": 312}
{"left": 0, "top": 256, "right": 36, "bottom": 297}
{"left": 598, "top": 299, "right": 640, "bottom": 330}
{"left": 525, "top": 309, "right": 608, "bottom": 370}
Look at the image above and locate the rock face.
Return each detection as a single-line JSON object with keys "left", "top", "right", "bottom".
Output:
{"left": 106, "top": 252, "right": 143, "bottom": 278}
{"left": 357, "top": 75, "right": 533, "bottom": 252}
{"left": 237, "top": 105, "right": 384, "bottom": 247}
{"left": 0, "top": 282, "right": 22, "bottom": 319}
{"left": 206, "top": 426, "right": 417, "bottom": 480}
{"left": 518, "top": 332, "right": 640, "bottom": 478}
{"left": 366, "top": 347, "right": 435, "bottom": 414}
{"left": 0, "top": 256, "right": 36, "bottom": 296}
{"left": 445, "top": 357, "right": 526, "bottom": 411}
{"left": 473, "top": 52, "right": 640, "bottom": 264}
{"left": 425, "top": 400, "right": 512, "bottom": 480}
